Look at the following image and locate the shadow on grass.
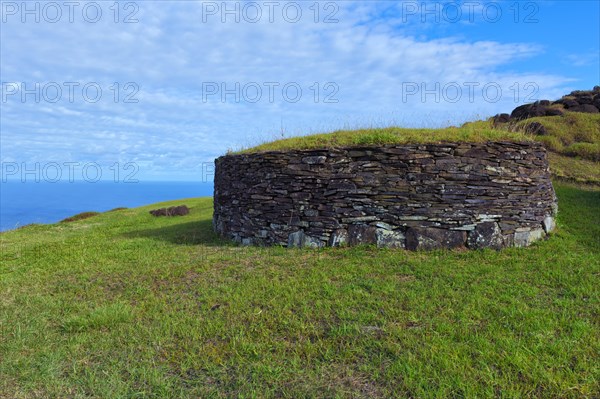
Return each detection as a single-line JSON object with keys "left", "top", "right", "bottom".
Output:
{"left": 126, "top": 184, "right": 598, "bottom": 252}
{"left": 124, "top": 219, "right": 230, "bottom": 247}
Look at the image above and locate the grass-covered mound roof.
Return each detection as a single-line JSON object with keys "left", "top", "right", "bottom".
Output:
{"left": 236, "top": 125, "right": 529, "bottom": 154}
{"left": 237, "top": 112, "right": 599, "bottom": 155}
{"left": 232, "top": 112, "right": 600, "bottom": 185}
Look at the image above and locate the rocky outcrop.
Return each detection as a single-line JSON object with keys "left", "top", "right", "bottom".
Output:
{"left": 213, "top": 142, "right": 557, "bottom": 250}
{"left": 493, "top": 86, "right": 600, "bottom": 126}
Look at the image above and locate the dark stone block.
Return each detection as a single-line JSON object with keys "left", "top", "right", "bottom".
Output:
{"left": 375, "top": 229, "right": 405, "bottom": 249}
{"left": 405, "top": 227, "right": 466, "bottom": 250}
{"left": 348, "top": 224, "right": 377, "bottom": 245}
{"left": 467, "top": 222, "right": 504, "bottom": 250}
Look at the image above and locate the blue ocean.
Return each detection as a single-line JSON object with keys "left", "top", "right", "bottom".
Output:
{"left": 0, "top": 181, "right": 213, "bottom": 232}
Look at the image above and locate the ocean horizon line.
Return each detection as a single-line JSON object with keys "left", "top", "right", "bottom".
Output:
{"left": 0, "top": 181, "right": 214, "bottom": 232}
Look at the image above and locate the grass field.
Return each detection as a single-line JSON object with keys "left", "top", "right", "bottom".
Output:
{"left": 1, "top": 182, "right": 598, "bottom": 398}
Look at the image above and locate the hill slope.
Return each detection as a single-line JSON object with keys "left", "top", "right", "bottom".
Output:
{"left": 1, "top": 183, "right": 598, "bottom": 397}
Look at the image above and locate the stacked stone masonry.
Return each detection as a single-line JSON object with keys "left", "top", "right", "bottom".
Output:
{"left": 213, "top": 142, "right": 558, "bottom": 250}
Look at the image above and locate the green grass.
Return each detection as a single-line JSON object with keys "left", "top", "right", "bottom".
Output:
{"left": 548, "top": 153, "right": 600, "bottom": 185}
{"left": 235, "top": 112, "right": 599, "bottom": 155}
{"left": 1, "top": 183, "right": 598, "bottom": 398}
{"left": 563, "top": 143, "right": 600, "bottom": 162}
{"left": 236, "top": 126, "right": 530, "bottom": 154}
{"left": 508, "top": 113, "right": 600, "bottom": 161}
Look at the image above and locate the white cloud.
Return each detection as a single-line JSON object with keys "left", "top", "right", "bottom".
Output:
{"left": 565, "top": 52, "right": 600, "bottom": 67}
{"left": 0, "top": 1, "right": 577, "bottom": 179}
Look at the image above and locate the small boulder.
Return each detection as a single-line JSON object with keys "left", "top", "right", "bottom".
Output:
{"left": 544, "top": 108, "right": 564, "bottom": 117}
{"left": 510, "top": 103, "right": 548, "bottom": 121}
{"left": 492, "top": 113, "right": 511, "bottom": 125}
{"left": 524, "top": 121, "right": 548, "bottom": 135}
{"left": 556, "top": 98, "right": 579, "bottom": 108}
{"left": 149, "top": 205, "right": 190, "bottom": 217}
{"left": 568, "top": 104, "right": 599, "bottom": 114}
{"left": 576, "top": 95, "right": 594, "bottom": 105}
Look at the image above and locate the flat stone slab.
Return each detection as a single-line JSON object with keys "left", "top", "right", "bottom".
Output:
{"left": 405, "top": 227, "right": 466, "bottom": 251}
{"left": 467, "top": 222, "right": 503, "bottom": 250}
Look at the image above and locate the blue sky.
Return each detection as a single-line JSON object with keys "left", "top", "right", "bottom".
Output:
{"left": 1, "top": 0, "right": 598, "bottom": 181}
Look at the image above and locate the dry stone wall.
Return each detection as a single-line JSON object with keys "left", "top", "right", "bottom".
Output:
{"left": 213, "top": 142, "right": 558, "bottom": 250}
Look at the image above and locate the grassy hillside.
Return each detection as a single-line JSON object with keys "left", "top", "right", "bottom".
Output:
{"left": 511, "top": 113, "right": 600, "bottom": 161}
{"left": 238, "top": 112, "right": 600, "bottom": 185}
{"left": 472, "top": 113, "right": 600, "bottom": 185}
{"left": 1, "top": 182, "right": 598, "bottom": 398}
